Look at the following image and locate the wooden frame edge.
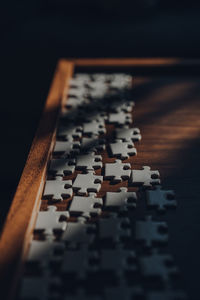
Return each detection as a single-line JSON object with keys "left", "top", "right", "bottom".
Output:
{"left": 0, "top": 59, "right": 74, "bottom": 299}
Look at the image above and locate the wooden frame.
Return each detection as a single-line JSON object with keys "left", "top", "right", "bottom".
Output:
{"left": 0, "top": 58, "right": 200, "bottom": 299}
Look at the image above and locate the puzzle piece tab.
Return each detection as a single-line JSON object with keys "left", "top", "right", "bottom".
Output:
{"left": 135, "top": 216, "right": 168, "bottom": 248}
{"left": 109, "top": 140, "right": 137, "bottom": 160}
{"left": 131, "top": 166, "right": 160, "bottom": 187}
{"left": 146, "top": 186, "right": 177, "bottom": 212}
{"left": 43, "top": 177, "right": 72, "bottom": 201}
{"left": 105, "top": 160, "right": 131, "bottom": 182}
{"left": 105, "top": 188, "right": 137, "bottom": 211}
{"left": 116, "top": 126, "right": 142, "bottom": 142}
{"left": 35, "top": 206, "right": 69, "bottom": 235}
{"left": 69, "top": 193, "right": 103, "bottom": 217}
{"left": 73, "top": 171, "right": 103, "bottom": 195}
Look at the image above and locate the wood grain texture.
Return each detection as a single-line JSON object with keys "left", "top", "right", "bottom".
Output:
{"left": 0, "top": 59, "right": 74, "bottom": 299}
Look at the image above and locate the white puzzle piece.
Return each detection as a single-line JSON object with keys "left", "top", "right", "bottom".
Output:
{"left": 73, "top": 171, "right": 103, "bottom": 195}
{"left": 43, "top": 177, "right": 72, "bottom": 201}
{"left": 109, "top": 140, "right": 137, "bottom": 160}
{"left": 131, "top": 166, "right": 160, "bottom": 187}
{"left": 105, "top": 160, "right": 131, "bottom": 182}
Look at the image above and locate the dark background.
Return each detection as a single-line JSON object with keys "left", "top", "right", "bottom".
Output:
{"left": 1, "top": 2, "right": 200, "bottom": 298}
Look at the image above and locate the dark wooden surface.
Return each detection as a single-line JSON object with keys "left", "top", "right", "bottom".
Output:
{"left": 1, "top": 59, "right": 200, "bottom": 299}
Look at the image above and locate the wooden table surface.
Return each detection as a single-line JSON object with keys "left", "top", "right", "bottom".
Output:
{"left": 0, "top": 59, "right": 200, "bottom": 299}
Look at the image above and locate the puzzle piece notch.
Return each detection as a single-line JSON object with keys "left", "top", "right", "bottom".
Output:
{"left": 81, "top": 137, "right": 106, "bottom": 153}
{"left": 98, "top": 214, "right": 131, "bottom": 243}
{"left": 76, "top": 152, "right": 102, "bottom": 171}
{"left": 146, "top": 186, "right": 177, "bottom": 212}
{"left": 57, "top": 125, "right": 82, "bottom": 140}
{"left": 61, "top": 217, "right": 96, "bottom": 246}
{"left": 135, "top": 215, "right": 168, "bottom": 248}
{"left": 49, "top": 158, "right": 76, "bottom": 176}
{"left": 139, "top": 250, "right": 179, "bottom": 283}
{"left": 53, "top": 140, "right": 80, "bottom": 157}
{"left": 108, "top": 111, "right": 132, "bottom": 126}
{"left": 109, "top": 100, "right": 135, "bottom": 113}
{"left": 105, "top": 188, "right": 137, "bottom": 211}
{"left": 73, "top": 171, "right": 103, "bottom": 196}
{"left": 109, "top": 140, "right": 137, "bottom": 160}
{"left": 116, "top": 126, "right": 142, "bottom": 142}
{"left": 131, "top": 166, "right": 161, "bottom": 187}
{"left": 105, "top": 160, "right": 131, "bottom": 182}
{"left": 35, "top": 206, "right": 69, "bottom": 235}
{"left": 83, "top": 120, "right": 106, "bottom": 136}
{"left": 43, "top": 177, "right": 72, "bottom": 201}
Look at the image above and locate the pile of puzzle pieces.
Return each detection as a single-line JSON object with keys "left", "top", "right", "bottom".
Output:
{"left": 19, "top": 73, "right": 185, "bottom": 300}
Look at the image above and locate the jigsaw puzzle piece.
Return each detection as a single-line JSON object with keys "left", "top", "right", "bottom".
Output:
{"left": 61, "top": 217, "right": 96, "bottom": 246}
{"left": 73, "top": 171, "right": 103, "bottom": 195}
{"left": 69, "top": 193, "right": 103, "bottom": 218}
{"left": 105, "top": 188, "right": 137, "bottom": 211}
{"left": 115, "top": 126, "right": 142, "bottom": 142}
{"left": 139, "top": 250, "right": 179, "bottom": 283}
{"left": 105, "top": 160, "right": 131, "bottom": 182}
{"left": 57, "top": 124, "right": 82, "bottom": 140}
{"left": 43, "top": 177, "right": 72, "bottom": 201}
{"left": 109, "top": 140, "right": 137, "bottom": 160}
{"left": 108, "top": 111, "right": 132, "bottom": 126}
{"left": 81, "top": 137, "right": 106, "bottom": 153}
{"left": 131, "top": 166, "right": 160, "bottom": 187}
{"left": 49, "top": 158, "right": 76, "bottom": 176}
{"left": 76, "top": 152, "right": 102, "bottom": 171}
{"left": 135, "top": 215, "right": 168, "bottom": 248}
{"left": 146, "top": 186, "right": 177, "bottom": 212}
{"left": 53, "top": 140, "right": 80, "bottom": 157}
{"left": 83, "top": 120, "right": 106, "bottom": 136}
{"left": 35, "top": 206, "right": 69, "bottom": 235}
{"left": 98, "top": 214, "right": 131, "bottom": 243}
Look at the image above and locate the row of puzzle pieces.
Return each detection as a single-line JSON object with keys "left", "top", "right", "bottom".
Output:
{"left": 19, "top": 73, "right": 184, "bottom": 300}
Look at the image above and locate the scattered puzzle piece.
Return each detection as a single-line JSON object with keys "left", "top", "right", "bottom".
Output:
{"left": 105, "top": 188, "right": 137, "bottom": 210}
{"left": 61, "top": 218, "right": 96, "bottom": 245}
{"left": 99, "top": 247, "right": 136, "bottom": 275}
{"left": 43, "top": 177, "right": 72, "bottom": 201}
{"left": 73, "top": 171, "right": 103, "bottom": 195}
{"left": 53, "top": 140, "right": 80, "bottom": 157}
{"left": 139, "top": 250, "right": 179, "bottom": 282}
{"left": 146, "top": 186, "right": 177, "bottom": 212}
{"left": 49, "top": 158, "right": 76, "bottom": 176}
{"left": 76, "top": 152, "right": 102, "bottom": 171}
{"left": 35, "top": 206, "right": 69, "bottom": 235}
{"left": 105, "top": 160, "right": 131, "bottom": 182}
{"left": 83, "top": 120, "right": 106, "bottom": 136}
{"left": 131, "top": 166, "right": 160, "bottom": 187}
{"left": 81, "top": 137, "right": 106, "bottom": 153}
{"left": 69, "top": 193, "right": 103, "bottom": 217}
{"left": 57, "top": 125, "right": 82, "bottom": 140}
{"left": 108, "top": 111, "right": 132, "bottom": 126}
{"left": 26, "top": 239, "right": 64, "bottom": 265}
{"left": 115, "top": 126, "right": 142, "bottom": 142}
{"left": 109, "top": 140, "right": 137, "bottom": 160}
{"left": 98, "top": 214, "right": 131, "bottom": 243}
{"left": 61, "top": 246, "right": 98, "bottom": 278}
{"left": 135, "top": 216, "right": 168, "bottom": 248}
